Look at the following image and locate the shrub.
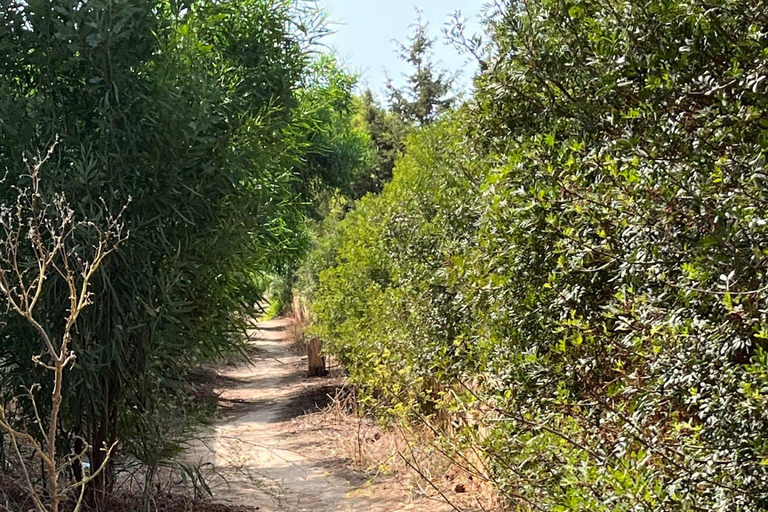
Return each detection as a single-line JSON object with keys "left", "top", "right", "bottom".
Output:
{"left": 0, "top": 0, "right": 344, "bottom": 499}
{"left": 307, "top": 1, "right": 768, "bottom": 509}
{"left": 0, "top": 149, "right": 126, "bottom": 512}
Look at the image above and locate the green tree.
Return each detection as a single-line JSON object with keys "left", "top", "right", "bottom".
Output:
{"left": 386, "top": 17, "right": 454, "bottom": 127}
{"left": 342, "top": 17, "right": 454, "bottom": 200}
{"left": 308, "top": 0, "right": 768, "bottom": 510}
{"left": 292, "top": 55, "right": 375, "bottom": 214}
{"left": 347, "top": 90, "right": 407, "bottom": 198}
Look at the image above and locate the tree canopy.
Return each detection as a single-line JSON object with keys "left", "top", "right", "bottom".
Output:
{"left": 387, "top": 17, "right": 454, "bottom": 126}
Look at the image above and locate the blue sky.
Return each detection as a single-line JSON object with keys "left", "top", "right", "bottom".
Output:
{"left": 317, "top": 0, "right": 484, "bottom": 98}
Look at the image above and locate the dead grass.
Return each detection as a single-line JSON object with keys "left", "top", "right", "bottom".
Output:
{"left": 278, "top": 316, "right": 499, "bottom": 510}
{"left": 104, "top": 493, "right": 257, "bottom": 512}
{"left": 0, "top": 474, "right": 259, "bottom": 512}
{"left": 284, "top": 320, "right": 307, "bottom": 356}
{"left": 278, "top": 388, "right": 501, "bottom": 512}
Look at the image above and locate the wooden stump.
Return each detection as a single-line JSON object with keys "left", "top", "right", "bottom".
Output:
{"left": 307, "top": 336, "right": 327, "bottom": 377}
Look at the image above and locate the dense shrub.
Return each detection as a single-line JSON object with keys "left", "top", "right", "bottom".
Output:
{"left": 308, "top": 0, "right": 768, "bottom": 510}
{"left": 0, "top": 0, "right": 359, "bottom": 497}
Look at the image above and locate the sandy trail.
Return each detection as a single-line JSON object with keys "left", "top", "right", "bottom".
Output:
{"left": 192, "top": 318, "right": 404, "bottom": 512}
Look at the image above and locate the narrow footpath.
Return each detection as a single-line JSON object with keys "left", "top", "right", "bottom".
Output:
{"left": 194, "top": 318, "right": 414, "bottom": 512}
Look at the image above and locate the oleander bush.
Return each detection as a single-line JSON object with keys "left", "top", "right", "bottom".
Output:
{"left": 0, "top": 0, "right": 365, "bottom": 503}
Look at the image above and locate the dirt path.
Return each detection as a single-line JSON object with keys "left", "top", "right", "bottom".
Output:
{"left": 193, "top": 318, "right": 409, "bottom": 512}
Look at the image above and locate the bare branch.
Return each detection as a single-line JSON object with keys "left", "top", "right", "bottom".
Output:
{"left": 0, "top": 141, "right": 127, "bottom": 512}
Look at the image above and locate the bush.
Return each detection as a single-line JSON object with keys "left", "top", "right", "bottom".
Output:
{"left": 0, "top": 0, "right": 346, "bottom": 500}
{"left": 307, "top": 1, "right": 768, "bottom": 510}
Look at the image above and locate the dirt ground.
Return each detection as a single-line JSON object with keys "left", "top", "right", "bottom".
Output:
{"left": 187, "top": 318, "right": 455, "bottom": 512}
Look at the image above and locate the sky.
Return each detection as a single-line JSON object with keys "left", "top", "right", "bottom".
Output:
{"left": 317, "top": 0, "right": 484, "bottom": 99}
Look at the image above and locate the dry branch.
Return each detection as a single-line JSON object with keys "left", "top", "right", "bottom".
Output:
{"left": 0, "top": 143, "right": 129, "bottom": 512}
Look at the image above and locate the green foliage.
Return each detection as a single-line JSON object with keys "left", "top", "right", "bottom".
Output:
{"left": 309, "top": 117, "right": 480, "bottom": 412}
{"left": 292, "top": 55, "right": 375, "bottom": 214}
{"left": 0, "top": 0, "right": 348, "bottom": 495}
{"left": 262, "top": 272, "right": 294, "bottom": 320}
{"left": 341, "top": 17, "right": 454, "bottom": 200}
{"left": 307, "top": 0, "right": 768, "bottom": 510}
{"left": 387, "top": 17, "right": 455, "bottom": 126}
{"left": 347, "top": 90, "right": 408, "bottom": 198}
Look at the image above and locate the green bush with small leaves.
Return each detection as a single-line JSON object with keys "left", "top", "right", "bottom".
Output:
{"left": 308, "top": 1, "right": 768, "bottom": 510}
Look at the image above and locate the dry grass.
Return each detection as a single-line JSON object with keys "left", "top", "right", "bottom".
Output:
{"left": 284, "top": 320, "right": 308, "bottom": 356}
{"left": 0, "top": 475, "right": 258, "bottom": 512}
{"left": 104, "top": 493, "right": 256, "bottom": 512}
{"left": 279, "top": 387, "right": 501, "bottom": 512}
{"left": 279, "top": 317, "right": 500, "bottom": 510}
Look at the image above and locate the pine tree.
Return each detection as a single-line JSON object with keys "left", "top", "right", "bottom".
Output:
{"left": 386, "top": 17, "right": 454, "bottom": 126}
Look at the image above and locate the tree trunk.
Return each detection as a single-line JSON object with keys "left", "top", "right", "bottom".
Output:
{"left": 88, "top": 380, "right": 117, "bottom": 510}
{"left": 72, "top": 436, "right": 85, "bottom": 484}
{"left": 307, "top": 337, "right": 327, "bottom": 377}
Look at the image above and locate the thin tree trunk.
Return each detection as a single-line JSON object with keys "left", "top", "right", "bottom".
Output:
{"left": 72, "top": 437, "right": 85, "bottom": 484}
{"left": 89, "top": 380, "right": 117, "bottom": 509}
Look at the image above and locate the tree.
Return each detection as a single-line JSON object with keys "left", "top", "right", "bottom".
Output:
{"left": 0, "top": 147, "right": 126, "bottom": 512}
{"left": 386, "top": 16, "right": 454, "bottom": 127}
{"left": 291, "top": 55, "right": 375, "bottom": 214}
{"left": 347, "top": 90, "right": 407, "bottom": 198}
{"left": 340, "top": 17, "right": 454, "bottom": 200}
{"left": 307, "top": 0, "right": 768, "bottom": 510}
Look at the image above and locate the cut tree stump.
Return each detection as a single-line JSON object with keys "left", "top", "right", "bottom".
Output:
{"left": 307, "top": 336, "right": 327, "bottom": 377}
